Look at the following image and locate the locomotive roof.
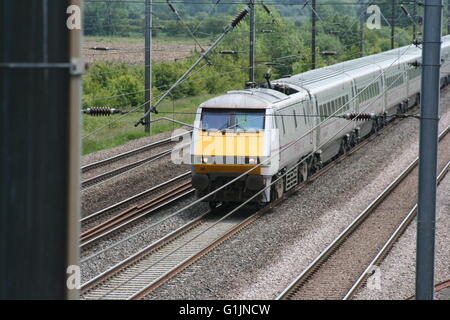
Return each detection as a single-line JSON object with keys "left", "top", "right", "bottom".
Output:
{"left": 199, "top": 88, "right": 290, "bottom": 109}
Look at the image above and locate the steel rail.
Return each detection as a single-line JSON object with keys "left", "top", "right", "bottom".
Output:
{"left": 343, "top": 161, "right": 450, "bottom": 300}
{"left": 80, "top": 181, "right": 194, "bottom": 244}
{"left": 81, "top": 132, "right": 188, "bottom": 173}
{"left": 80, "top": 209, "right": 211, "bottom": 295}
{"left": 277, "top": 126, "right": 449, "bottom": 300}
{"left": 81, "top": 149, "right": 171, "bottom": 189}
{"left": 80, "top": 103, "right": 426, "bottom": 300}
{"left": 406, "top": 279, "right": 450, "bottom": 300}
{"left": 128, "top": 124, "right": 394, "bottom": 300}
{"left": 80, "top": 184, "right": 195, "bottom": 249}
{"left": 80, "top": 171, "right": 191, "bottom": 226}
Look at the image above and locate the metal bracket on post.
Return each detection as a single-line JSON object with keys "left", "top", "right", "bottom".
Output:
{"left": 0, "top": 59, "right": 85, "bottom": 76}
{"left": 70, "top": 57, "right": 85, "bottom": 76}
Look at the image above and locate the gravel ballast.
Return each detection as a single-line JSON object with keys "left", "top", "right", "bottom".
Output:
{"left": 353, "top": 173, "right": 450, "bottom": 300}
{"left": 81, "top": 129, "right": 190, "bottom": 216}
{"left": 141, "top": 95, "right": 450, "bottom": 300}
{"left": 81, "top": 195, "right": 209, "bottom": 284}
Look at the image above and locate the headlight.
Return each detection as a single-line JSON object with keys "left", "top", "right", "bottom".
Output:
{"left": 202, "top": 156, "right": 210, "bottom": 164}
{"left": 249, "top": 157, "right": 258, "bottom": 165}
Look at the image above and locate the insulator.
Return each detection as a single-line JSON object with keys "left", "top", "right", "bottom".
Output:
{"left": 400, "top": 4, "right": 409, "bottom": 16}
{"left": 167, "top": 2, "right": 177, "bottom": 13}
{"left": 412, "top": 39, "right": 423, "bottom": 46}
{"left": 83, "top": 107, "right": 120, "bottom": 116}
{"left": 264, "top": 68, "right": 272, "bottom": 80}
{"left": 342, "top": 113, "right": 377, "bottom": 121}
{"left": 320, "top": 51, "right": 337, "bottom": 56}
{"left": 409, "top": 60, "right": 421, "bottom": 68}
{"left": 231, "top": 7, "right": 250, "bottom": 28}
{"left": 301, "top": 1, "right": 309, "bottom": 10}
{"left": 90, "top": 47, "right": 112, "bottom": 51}
{"left": 219, "top": 50, "right": 238, "bottom": 54}
{"left": 261, "top": 3, "right": 272, "bottom": 16}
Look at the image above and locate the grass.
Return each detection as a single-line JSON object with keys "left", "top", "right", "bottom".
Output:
{"left": 81, "top": 35, "right": 218, "bottom": 155}
{"left": 82, "top": 93, "right": 217, "bottom": 155}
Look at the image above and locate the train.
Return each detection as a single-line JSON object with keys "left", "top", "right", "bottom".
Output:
{"left": 189, "top": 35, "right": 450, "bottom": 208}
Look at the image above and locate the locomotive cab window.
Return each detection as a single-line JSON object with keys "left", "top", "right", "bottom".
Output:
{"left": 201, "top": 108, "right": 265, "bottom": 131}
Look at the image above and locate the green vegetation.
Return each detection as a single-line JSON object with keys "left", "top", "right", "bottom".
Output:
{"left": 82, "top": 94, "right": 216, "bottom": 155}
{"left": 82, "top": 1, "right": 437, "bottom": 154}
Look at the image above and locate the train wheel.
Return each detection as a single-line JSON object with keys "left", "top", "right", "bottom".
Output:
{"left": 270, "top": 177, "right": 284, "bottom": 201}
{"left": 298, "top": 162, "right": 308, "bottom": 183}
{"left": 349, "top": 131, "right": 359, "bottom": 147}
{"left": 381, "top": 113, "right": 388, "bottom": 127}
{"left": 371, "top": 118, "right": 381, "bottom": 134}
{"left": 340, "top": 138, "right": 351, "bottom": 155}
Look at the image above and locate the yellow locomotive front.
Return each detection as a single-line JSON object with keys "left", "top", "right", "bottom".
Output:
{"left": 189, "top": 90, "right": 278, "bottom": 207}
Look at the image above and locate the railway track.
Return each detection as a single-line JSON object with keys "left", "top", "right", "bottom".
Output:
{"left": 81, "top": 172, "right": 191, "bottom": 228}
{"left": 81, "top": 149, "right": 172, "bottom": 189}
{"left": 406, "top": 279, "right": 450, "bottom": 300}
{"left": 81, "top": 131, "right": 191, "bottom": 189}
{"left": 80, "top": 116, "right": 422, "bottom": 300}
{"left": 81, "top": 136, "right": 177, "bottom": 174}
{"left": 80, "top": 173, "right": 194, "bottom": 248}
{"left": 277, "top": 126, "right": 449, "bottom": 300}
{"left": 81, "top": 205, "right": 254, "bottom": 300}
{"left": 344, "top": 162, "right": 450, "bottom": 300}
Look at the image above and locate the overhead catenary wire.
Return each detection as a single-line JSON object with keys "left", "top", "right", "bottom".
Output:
{"left": 166, "top": 0, "right": 206, "bottom": 52}
{"left": 82, "top": 61, "right": 212, "bottom": 139}
{"left": 83, "top": 0, "right": 420, "bottom": 5}
{"left": 81, "top": 0, "right": 418, "bottom": 142}
{"left": 90, "top": 47, "right": 417, "bottom": 298}
{"left": 85, "top": 41, "right": 365, "bottom": 104}
{"left": 82, "top": 62, "right": 269, "bottom": 116}
{"left": 83, "top": 44, "right": 365, "bottom": 110}
{"left": 81, "top": 43, "right": 415, "bottom": 266}
{"left": 83, "top": 25, "right": 409, "bottom": 133}
{"left": 136, "top": 6, "right": 252, "bottom": 124}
